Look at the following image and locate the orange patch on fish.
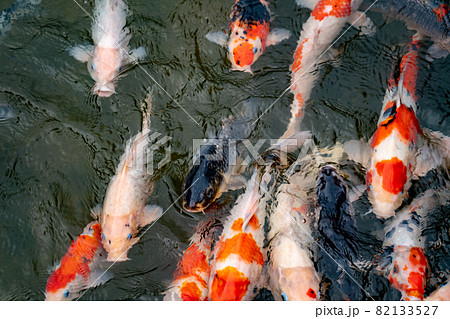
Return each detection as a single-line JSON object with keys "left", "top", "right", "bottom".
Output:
{"left": 409, "top": 247, "right": 427, "bottom": 267}
{"left": 407, "top": 271, "right": 425, "bottom": 297}
{"left": 399, "top": 50, "right": 419, "bottom": 102}
{"left": 231, "top": 218, "right": 243, "bottom": 232}
{"left": 375, "top": 157, "right": 407, "bottom": 194}
{"left": 433, "top": 4, "right": 448, "bottom": 22}
{"left": 247, "top": 214, "right": 260, "bottom": 230}
{"left": 173, "top": 244, "right": 209, "bottom": 280}
{"left": 179, "top": 281, "right": 203, "bottom": 301}
{"left": 210, "top": 266, "right": 250, "bottom": 301}
{"left": 371, "top": 104, "right": 422, "bottom": 149}
{"left": 295, "top": 94, "right": 305, "bottom": 117}
{"left": 46, "top": 223, "right": 102, "bottom": 293}
{"left": 307, "top": 288, "right": 317, "bottom": 299}
{"left": 216, "top": 233, "right": 264, "bottom": 265}
{"left": 233, "top": 41, "right": 255, "bottom": 67}
{"left": 292, "top": 38, "right": 309, "bottom": 73}
{"left": 312, "top": 0, "right": 352, "bottom": 22}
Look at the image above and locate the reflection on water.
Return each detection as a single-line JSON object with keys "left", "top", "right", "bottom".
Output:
{"left": 0, "top": 0, "right": 448, "bottom": 300}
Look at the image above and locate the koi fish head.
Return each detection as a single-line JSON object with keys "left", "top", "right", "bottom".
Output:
{"left": 227, "top": 31, "right": 263, "bottom": 73}
{"left": 316, "top": 165, "right": 347, "bottom": 205}
{"left": 275, "top": 266, "right": 319, "bottom": 301}
{"left": 100, "top": 213, "right": 138, "bottom": 261}
{"left": 182, "top": 157, "right": 224, "bottom": 212}
{"left": 88, "top": 46, "right": 123, "bottom": 97}
{"left": 45, "top": 281, "right": 80, "bottom": 301}
{"left": 387, "top": 246, "right": 428, "bottom": 301}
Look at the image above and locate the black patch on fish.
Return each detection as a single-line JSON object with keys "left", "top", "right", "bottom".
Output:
{"left": 230, "top": 0, "right": 270, "bottom": 26}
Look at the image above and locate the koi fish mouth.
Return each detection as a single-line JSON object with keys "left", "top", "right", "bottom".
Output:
{"left": 182, "top": 201, "right": 205, "bottom": 213}
{"left": 93, "top": 84, "right": 116, "bottom": 97}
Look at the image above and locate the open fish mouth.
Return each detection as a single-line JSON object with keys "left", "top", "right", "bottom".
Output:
{"left": 93, "top": 84, "right": 116, "bottom": 97}
{"left": 317, "top": 165, "right": 344, "bottom": 189}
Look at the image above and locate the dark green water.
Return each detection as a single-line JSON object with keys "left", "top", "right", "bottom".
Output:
{"left": 0, "top": 0, "right": 448, "bottom": 300}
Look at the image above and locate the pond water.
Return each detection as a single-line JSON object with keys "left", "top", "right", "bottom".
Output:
{"left": 0, "top": 0, "right": 448, "bottom": 300}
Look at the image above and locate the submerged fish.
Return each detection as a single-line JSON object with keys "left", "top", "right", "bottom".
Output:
{"left": 45, "top": 222, "right": 112, "bottom": 301}
{"left": 164, "top": 217, "right": 224, "bottom": 301}
{"left": 0, "top": 0, "right": 42, "bottom": 39}
{"left": 280, "top": 0, "right": 375, "bottom": 140}
{"left": 206, "top": 0, "right": 290, "bottom": 73}
{"left": 360, "top": 0, "right": 450, "bottom": 57}
{"left": 266, "top": 163, "right": 320, "bottom": 301}
{"left": 315, "top": 165, "right": 363, "bottom": 300}
{"left": 182, "top": 101, "right": 259, "bottom": 213}
{"left": 97, "top": 94, "right": 163, "bottom": 261}
{"left": 70, "top": 0, "right": 146, "bottom": 97}
{"left": 377, "top": 189, "right": 446, "bottom": 300}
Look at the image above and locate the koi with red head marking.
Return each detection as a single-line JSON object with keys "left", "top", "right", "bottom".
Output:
{"left": 377, "top": 189, "right": 444, "bottom": 301}
{"left": 206, "top": 0, "right": 290, "bottom": 73}
{"left": 164, "top": 217, "right": 224, "bottom": 301}
{"left": 45, "top": 222, "right": 112, "bottom": 301}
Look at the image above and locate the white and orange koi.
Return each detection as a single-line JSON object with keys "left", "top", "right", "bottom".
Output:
{"left": 266, "top": 164, "right": 320, "bottom": 301}
{"left": 206, "top": 0, "right": 290, "bottom": 73}
{"left": 280, "top": 0, "right": 374, "bottom": 140}
{"left": 208, "top": 169, "right": 267, "bottom": 300}
{"left": 45, "top": 221, "right": 112, "bottom": 301}
{"left": 70, "top": 0, "right": 146, "bottom": 97}
{"left": 426, "top": 280, "right": 450, "bottom": 301}
{"left": 378, "top": 189, "right": 448, "bottom": 301}
{"left": 164, "top": 216, "right": 223, "bottom": 301}
{"left": 365, "top": 36, "right": 424, "bottom": 219}
{"left": 96, "top": 93, "right": 163, "bottom": 261}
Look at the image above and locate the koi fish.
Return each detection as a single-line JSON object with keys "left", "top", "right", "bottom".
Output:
{"left": 377, "top": 187, "right": 449, "bottom": 301}
{"left": 365, "top": 36, "right": 423, "bottom": 219}
{"left": 315, "top": 165, "right": 364, "bottom": 300}
{"left": 266, "top": 163, "right": 320, "bottom": 301}
{"left": 206, "top": 0, "right": 291, "bottom": 73}
{"left": 359, "top": 0, "right": 450, "bottom": 57}
{"left": 164, "top": 217, "right": 224, "bottom": 301}
{"left": 208, "top": 168, "right": 266, "bottom": 300}
{"left": 182, "top": 99, "right": 260, "bottom": 212}
{"left": 69, "top": 0, "right": 146, "bottom": 97}
{"left": 280, "top": 0, "right": 375, "bottom": 140}
{"left": 97, "top": 93, "right": 163, "bottom": 261}
{"left": 426, "top": 280, "right": 450, "bottom": 301}
{"left": 208, "top": 132, "right": 311, "bottom": 300}
{"left": 0, "top": 0, "right": 42, "bottom": 39}
{"left": 45, "top": 221, "right": 112, "bottom": 301}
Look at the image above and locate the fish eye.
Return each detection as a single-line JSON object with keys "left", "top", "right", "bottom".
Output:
{"left": 90, "top": 63, "right": 95, "bottom": 71}
{"left": 253, "top": 47, "right": 257, "bottom": 54}
{"left": 281, "top": 292, "right": 288, "bottom": 301}
{"left": 118, "top": 66, "right": 122, "bottom": 72}
{"left": 102, "top": 234, "right": 105, "bottom": 240}
{"left": 227, "top": 46, "right": 231, "bottom": 53}
{"left": 63, "top": 290, "right": 70, "bottom": 298}
{"left": 206, "top": 188, "right": 214, "bottom": 199}
{"left": 127, "top": 233, "right": 132, "bottom": 240}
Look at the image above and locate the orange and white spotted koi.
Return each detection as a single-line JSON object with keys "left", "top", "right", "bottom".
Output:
{"left": 365, "top": 37, "right": 424, "bottom": 219}
{"left": 378, "top": 189, "right": 448, "bottom": 301}
{"left": 426, "top": 279, "right": 450, "bottom": 301}
{"left": 70, "top": 0, "right": 146, "bottom": 97}
{"left": 95, "top": 93, "right": 163, "bottom": 261}
{"left": 45, "top": 221, "right": 112, "bottom": 301}
{"left": 206, "top": 0, "right": 290, "bottom": 73}
{"left": 208, "top": 169, "right": 267, "bottom": 300}
{"left": 266, "top": 163, "right": 320, "bottom": 301}
{"left": 280, "top": 0, "right": 374, "bottom": 140}
{"left": 164, "top": 217, "right": 223, "bottom": 301}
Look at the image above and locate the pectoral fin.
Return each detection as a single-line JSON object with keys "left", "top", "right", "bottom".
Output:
{"left": 266, "top": 28, "right": 291, "bottom": 46}
{"left": 90, "top": 204, "right": 102, "bottom": 220}
{"left": 85, "top": 270, "right": 113, "bottom": 288}
{"left": 206, "top": 31, "right": 228, "bottom": 47}
{"left": 138, "top": 205, "right": 164, "bottom": 227}
{"left": 348, "top": 11, "right": 376, "bottom": 36}
{"left": 128, "top": 46, "right": 147, "bottom": 63}
{"left": 344, "top": 139, "right": 370, "bottom": 167}
{"left": 225, "top": 175, "right": 247, "bottom": 191}
{"left": 69, "top": 45, "right": 94, "bottom": 62}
